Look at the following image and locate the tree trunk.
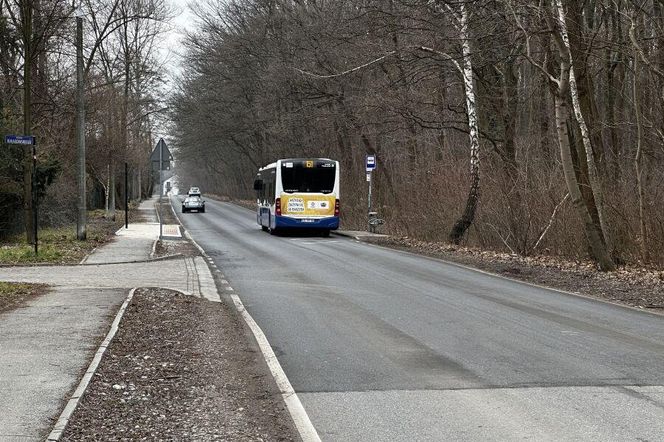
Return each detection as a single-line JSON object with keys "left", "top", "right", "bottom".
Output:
{"left": 449, "top": 3, "right": 481, "bottom": 244}
{"left": 554, "top": 96, "right": 615, "bottom": 271}
{"left": 557, "top": 0, "right": 612, "bottom": 254}
{"left": 633, "top": 50, "right": 647, "bottom": 262}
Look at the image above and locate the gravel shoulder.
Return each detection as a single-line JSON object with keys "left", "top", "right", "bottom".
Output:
{"left": 61, "top": 287, "right": 299, "bottom": 441}
{"left": 366, "top": 236, "right": 664, "bottom": 313}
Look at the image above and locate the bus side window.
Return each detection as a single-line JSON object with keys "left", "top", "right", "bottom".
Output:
{"left": 268, "top": 170, "right": 276, "bottom": 203}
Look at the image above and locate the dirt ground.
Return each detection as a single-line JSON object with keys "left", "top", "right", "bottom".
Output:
{"left": 153, "top": 238, "right": 200, "bottom": 258}
{"left": 61, "top": 288, "right": 299, "bottom": 441}
{"left": 0, "top": 282, "right": 48, "bottom": 313}
{"left": 367, "top": 236, "right": 664, "bottom": 313}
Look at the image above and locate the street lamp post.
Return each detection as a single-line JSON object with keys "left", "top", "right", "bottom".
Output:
{"left": 75, "top": 5, "right": 86, "bottom": 240}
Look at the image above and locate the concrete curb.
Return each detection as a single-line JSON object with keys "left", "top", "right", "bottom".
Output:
{"left": 332, "top": 230, "right": 389, "bottom": 241}
{"left": 332, "top": 231, "right": 361, "bottom": 240}
{"left": 231, "top": 294, "right": 321, "bottom": 442}
{"left": 46, "top": 288, "right": 137, "bottom": 441}
{"left": 169, "top": 196, "right": 321, "bottom": 441}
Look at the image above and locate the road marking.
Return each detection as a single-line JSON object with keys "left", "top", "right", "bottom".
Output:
{"left": 231, "top": 294, "right": 321, "bottom": 442}
{"left": 47, "top": 288, "right": 137, "bottom": 441}
{"left": 173, "top": 197, "right": 319, "bottom": 441}
{"left": 289, "top": 240, "right": 339, "bottom": 246}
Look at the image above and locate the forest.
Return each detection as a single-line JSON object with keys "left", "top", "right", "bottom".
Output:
{"left": 2, "top": 0, "right": 664, "bottom": 271}
{"left": 172, "top": 0, "right": 664, "bottom": 270}
{"left": 0, "top": 0, "right": 170, "bottom": 239}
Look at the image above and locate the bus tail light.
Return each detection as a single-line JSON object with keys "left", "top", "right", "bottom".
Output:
{"left": 334, "top": 199, "right": 340, "bottom": 217}
{"left": 275, "top": 198, "right": 282, "bottom": 216}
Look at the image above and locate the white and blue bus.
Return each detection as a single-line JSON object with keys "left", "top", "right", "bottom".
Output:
{"left": 253, "top": 158, "right": 340, "bottom": 235}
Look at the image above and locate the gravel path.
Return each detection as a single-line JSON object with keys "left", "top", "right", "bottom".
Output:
{"left": 61, "top": 288, "right": 299, "bottom": 441}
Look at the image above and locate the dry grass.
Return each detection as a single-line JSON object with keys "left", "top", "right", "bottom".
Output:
{"left": 0, "top": 211, "right": 123, "bottom": 265}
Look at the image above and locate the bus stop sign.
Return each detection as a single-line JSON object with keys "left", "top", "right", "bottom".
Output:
{"left": 366, "top": 154, "right": 376, "bottom": 171}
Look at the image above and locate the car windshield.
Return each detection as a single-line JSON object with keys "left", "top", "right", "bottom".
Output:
{"left": 187, "top": 197, "right": 201, "bottom": 202}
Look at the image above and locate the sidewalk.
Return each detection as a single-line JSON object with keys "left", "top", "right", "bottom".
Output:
{"left": 0, "top": 197, "right": 219, "bottom": 441}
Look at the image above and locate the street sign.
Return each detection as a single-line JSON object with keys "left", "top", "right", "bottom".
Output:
{"left": 366, "top": 154, "right": 376, "bottom": 171}
{"left": 150, "top": 138, "right": 173, "bottom": 171}
{"left": 5, "top": 135, "right": 36, "bottom": 145}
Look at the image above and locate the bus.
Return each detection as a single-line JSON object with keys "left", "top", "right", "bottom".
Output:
{"left": 253, "top": 158, "right": 340, "bottom": 235}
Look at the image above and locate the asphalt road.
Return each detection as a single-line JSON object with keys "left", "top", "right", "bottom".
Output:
{"left": 173, "top": 196, "right": 664, "bottom": 441}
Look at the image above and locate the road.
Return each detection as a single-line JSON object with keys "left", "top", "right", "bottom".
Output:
{"left": 173, "top": 196, "right": 664, "bottom": 441}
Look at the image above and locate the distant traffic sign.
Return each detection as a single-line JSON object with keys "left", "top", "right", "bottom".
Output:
{"left": 150, "top": 138, "right": 173, "bottom": 171}
{"left": 366, "top": 154, "right": 376, "bottom": 171}
{"left": 5, "top": 135, "right": 35, "bottom": 145}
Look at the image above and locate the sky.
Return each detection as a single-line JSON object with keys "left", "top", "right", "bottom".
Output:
{"left": 160, "top": 0, "right": 199, "bottom": 82}
{"left": 153, "top": 0, "right": 199, "bottom": 141}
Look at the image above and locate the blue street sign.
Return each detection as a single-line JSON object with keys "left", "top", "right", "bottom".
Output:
{"left": 366, "top": 154, "right": 376, "bottom": 171}
{"left": 5, "top": 135, "right": 36, "bottom": 145}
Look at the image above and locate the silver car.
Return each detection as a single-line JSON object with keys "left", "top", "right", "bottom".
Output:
{"left": 182, "top": 196, "right": 205, "bottom": 213}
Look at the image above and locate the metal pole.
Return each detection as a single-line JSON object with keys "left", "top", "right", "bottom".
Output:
{"left": 76, "top": 15, "right": 86, "bottom": 240}
{"left": 32, "top": 142, "right": 38, "bottom": 255}
{"left": 367, "top": 172, "right": 372, "bottom": 232}
{"left": 159, "top": 141, "right": 163, "bottom": 240}
{"left": 124, "top": 162, "right": 128, "bottom": 228}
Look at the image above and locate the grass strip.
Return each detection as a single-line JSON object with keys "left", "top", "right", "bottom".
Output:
{"left": 0, "top": 211, "right": 124, "bottom": 265}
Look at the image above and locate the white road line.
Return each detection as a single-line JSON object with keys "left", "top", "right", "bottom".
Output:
{"left": 173, "top": 197, "right": 319, "bottom": 440}
{"left": 231, "top": 294, "right": 321, "bottom": 442}
{"left": 47, "top": 288, "right": 137, "bottom": 441}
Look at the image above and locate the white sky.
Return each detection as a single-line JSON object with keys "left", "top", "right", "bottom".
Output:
{"left": 153, "top": 0, "right": 198, "bottom": 141}
{"left": 160, "top": 0, "right": 198, "bottom": 83}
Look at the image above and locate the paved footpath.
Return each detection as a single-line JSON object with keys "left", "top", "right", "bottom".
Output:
{"left": 0, "top": 197, "right": 219, "bottom": 441}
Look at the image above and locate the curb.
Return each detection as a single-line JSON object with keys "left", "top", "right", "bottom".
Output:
{"left": 47, "top": 288, "right": 137, "bottom": 441}
{"left": 231, "top": 294, "right": 321, "bottom": 442}
{"left": 332, "top": 231, "right": 361, "bottom": 240}
{"left": 169, "top": 196, "right": 321, "bottom": 441}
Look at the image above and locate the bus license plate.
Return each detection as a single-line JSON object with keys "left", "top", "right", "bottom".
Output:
{"left": 301, "top": 219, "right": 315, "bottom": 223}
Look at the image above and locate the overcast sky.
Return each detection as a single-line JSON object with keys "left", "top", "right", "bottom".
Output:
{"left": 160, "top": 0, "right": 198, "bottom": 81}
{"left": 151, "top": 0, "right": 198, "bottom": 141}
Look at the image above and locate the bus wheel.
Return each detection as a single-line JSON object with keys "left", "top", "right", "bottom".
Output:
{"left": 269, "top": 227, "right": 278, "bottom": 236}
{"left": 321, "top": 229, "right": 330, "bottom": 237}
{"left": 261, "top": 226, "right": 268, "bottom": 232}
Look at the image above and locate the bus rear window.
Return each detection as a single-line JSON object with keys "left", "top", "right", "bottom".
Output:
{"left": 281, "top": 162, "right": 336, "bottom": 193}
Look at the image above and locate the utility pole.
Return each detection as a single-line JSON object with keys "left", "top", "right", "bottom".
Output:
{"left": 22, "top": 0, "right": 34, "bottom": 244}
{"left": 75, "top": 7, "right": 86, "bottom": 240}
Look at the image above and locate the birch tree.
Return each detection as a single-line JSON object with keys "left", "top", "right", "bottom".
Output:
{"left": 511, "top": 0, "right": 615, "bottom": 270}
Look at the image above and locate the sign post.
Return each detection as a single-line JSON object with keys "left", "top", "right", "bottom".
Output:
{"left": 149, "top": 138, "right": 172, "bottom": 240}
{"left": 5, "top": 136, "right": 38, "bottom": 255}
{"left": 159, "top": 140, "right": 163, "bottom": 240}
{"left": 366, "top": 154, "right": 376, "bottom": 232}
{"left": 124, "top": 162, "right": 129, "bottom": 229}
